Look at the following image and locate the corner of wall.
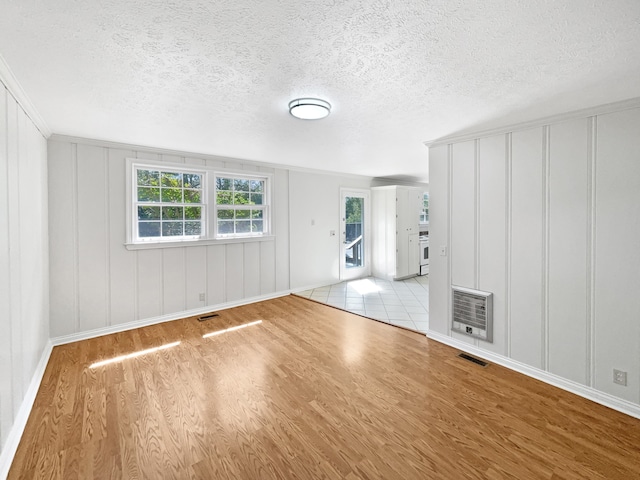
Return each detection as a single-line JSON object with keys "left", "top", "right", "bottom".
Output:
{"left": 0, "top": 53, "right": 51, "bottom": 139}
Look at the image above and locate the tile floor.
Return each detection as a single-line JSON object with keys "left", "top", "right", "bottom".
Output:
{"left": 294, "top": 275, "right": 429, "bottom": 334}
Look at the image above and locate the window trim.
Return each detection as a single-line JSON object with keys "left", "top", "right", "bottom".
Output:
{"left": 125, "top": 158, "right": 273, "bottom": 249}
{"left": 130, "top": 163, "right": 208, "bottom": 244}
{"left": 212, "top": 172, "right": 270, "bottom": 239}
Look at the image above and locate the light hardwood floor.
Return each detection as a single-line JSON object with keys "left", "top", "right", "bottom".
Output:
{"left": 9, "top": 295, "right": 640, "bottom": 479}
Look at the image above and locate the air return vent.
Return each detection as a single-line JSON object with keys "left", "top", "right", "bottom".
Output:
{"left": 452, "top": 285, "right": 493, "bottom": 342}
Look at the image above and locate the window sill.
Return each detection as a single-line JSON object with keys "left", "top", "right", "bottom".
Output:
{"left": 124, "top": 235, "right": 275, "bottom": 251}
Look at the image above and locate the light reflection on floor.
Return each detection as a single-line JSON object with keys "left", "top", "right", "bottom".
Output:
{"left": 89, "top": 341, "right": 181, "bottom": 368}
{"left": 202, "top": 319, "right": 263, "bottom": 338}
{"left": 295, "top": 275, "right": 429, "bottom": 334}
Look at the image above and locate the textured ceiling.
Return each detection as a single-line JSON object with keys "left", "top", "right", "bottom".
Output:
{"left": 1, "top": 0, "right": 640, "bottom": 182}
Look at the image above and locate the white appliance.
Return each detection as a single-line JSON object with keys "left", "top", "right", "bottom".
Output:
{"left": 419, "top": 235, "right": 429, "bottom": 275}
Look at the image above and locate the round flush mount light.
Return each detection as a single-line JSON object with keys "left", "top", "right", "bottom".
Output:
{"left": 288, "top": 98, "right": 331, "bottom": 120}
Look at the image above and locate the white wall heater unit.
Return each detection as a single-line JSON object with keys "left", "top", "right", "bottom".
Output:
{"left": 451, "top": 285, "right": 493, "bottom": 342}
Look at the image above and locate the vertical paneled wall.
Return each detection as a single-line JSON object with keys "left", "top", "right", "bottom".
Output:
{"left": 450, "top": 141, "right": 476, "bottom": 345}
{"left": 429, "top": 106, "right": 640, "bottom": 407}
{"left": 509, "top": 127, "right": 545, "bottom": 369}
{"left": 0, "top": 86, "right": 49, "bottom": 449}
{"left": 477, "top": 135, "right": 507, "bottom": 356}
{"left": 48, "top": 138, "right": 291, "bottom": 338}
{"left": 593, "top": 110, "right": 640, "bottom": 403}
{"left": 427, "top": 145, "right": 449, "bottom": 335}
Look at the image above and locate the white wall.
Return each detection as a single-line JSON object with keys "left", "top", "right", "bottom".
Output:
{"left": 47, "top": 136, "right": 375, "bottom": 338}
{"left": 0, "top": 86, "right": 49, "bottom": 451}
{"left": 428, "top": 104, "right": 640, "bottom": 411}
{"left": 47, "top": 138, "right": 293, "bottom": 337}
{"left": 289, "top": 170, "right": 372, "bottom": 289}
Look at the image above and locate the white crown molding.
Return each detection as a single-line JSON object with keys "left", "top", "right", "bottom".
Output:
{"left": 0, "top": 53, "right": 51, "bottom": 139}
{"left": 48, "top": 133, "right": 375, "bottom": 182}
{"left": 0, "top": 340, "right": 54, "bottom": 479}
{"left": 424, "top": 97, "right": 640, "bottom": 148}
{"left": 427, "top": 331, "right": 640, "bottom": 420}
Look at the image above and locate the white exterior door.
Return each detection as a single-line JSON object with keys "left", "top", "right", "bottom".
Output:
{"left": 340, "top": 188, "right": 371, "bottom": 280}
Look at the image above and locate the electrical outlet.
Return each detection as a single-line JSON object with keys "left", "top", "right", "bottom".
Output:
{"left": 613, "top": 369, "right": 627, "bottom": 386}
{"left": 440, "top": 246, "right": 447, "bottom": 256}
{"left": 199, "top": 293, "right": 205, "bottom": 302}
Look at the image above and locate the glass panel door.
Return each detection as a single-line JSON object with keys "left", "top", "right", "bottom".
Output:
{"left": 340, "top": 188, "right": 370, "bottom": 280}
{"left": 345, "top": 196, "right": 363, "bottom": 269}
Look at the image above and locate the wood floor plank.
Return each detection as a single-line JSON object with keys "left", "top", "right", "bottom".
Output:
{"left": 8, "top": 295, "right": 640, "bottom": 479}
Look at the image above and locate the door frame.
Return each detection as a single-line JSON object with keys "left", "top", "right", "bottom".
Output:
{"left": 339, "top": 187, "right": 371, "bottom": 281}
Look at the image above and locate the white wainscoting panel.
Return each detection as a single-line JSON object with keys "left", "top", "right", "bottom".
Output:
{"left": 77, "top": 144, "right": 109, "bottom": 332}
{"left": 207, "top": 244, "right": 227, "bottom": 305}
{"left": 260, "top": 240, "right": 276, "bottom": 295}
{"left": 450, "top": 141, "right": 476, "bottom": 345}
{"left": 136, "top": 249, "right": 163, "bottom": 320}
{"left": 594, "top": 109, "right": 640, "bottom": 404}
{"left": 509, "top": 127, "right": 545, "bottom": 370}
{"left": 162, "top": 248, "right": 187, "bottom": 314}
{"left": 428, "top": 144, "right": 450, "bottom": 335}
{"left": 48, "top": 141, "right": 77, "bottom": 337}
{"left": 0, "top": 85, "right": 49, "bottom": 459}
{"left": 225, "top": 243, "right": 245, "bottom": 302}
{"left": 547, "top": 118, "right": 589, "bottom": 385}
{"left": 0, "top": 88, "right": 11, "bottom": 445}
{"left": 273, "top": 169, "right": 290, "bottom": 292}
{"left": 428, "top": 105, "right": 640, "bottom": 415}
{"left": 185, "top": 246, "right": 207, "bottom": 310}
{"left": 477, "top": 134, "right": 507, "bottom": 355}
{"left": 451, "top": 141, "right": 476, "bottom": 290}
{"left": 243, "top": 241, "right": 261, "bottom": 299}
{"left": 107, "top": 148, "right": 136, "bottom": 326}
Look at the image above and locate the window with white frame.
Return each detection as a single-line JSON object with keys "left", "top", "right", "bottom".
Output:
{"left": 128, "top": 160, "right": 270, "bottom": 245}
{"left": 214, "top": 176, "right": 267, "bottom": 237}
{"left": 133, "top": 165, "right": 206, "bottom": 242}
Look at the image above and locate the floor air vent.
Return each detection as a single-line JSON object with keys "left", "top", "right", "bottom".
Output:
{"left": 458, "top": 353, "right": 488, "bottom": 367}
{"left": 198, "top": 313, "right": 220, "bottom": 322}
{"left": 452, "top": 285, "right": 493, "bottom": 342}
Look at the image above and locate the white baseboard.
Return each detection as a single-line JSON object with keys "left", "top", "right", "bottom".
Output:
{"left": 427, "top": 331, "right": 640, "bottom": 420}
{"left": 52, "top": 291, "right": 293, "bottom": 346}
{"left": 0, "top": 340, "right": 54, "bottom": 480}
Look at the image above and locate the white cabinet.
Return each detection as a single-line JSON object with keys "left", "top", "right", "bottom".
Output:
{"left": 371, "top": 186, "right": 422, "bottom": 280}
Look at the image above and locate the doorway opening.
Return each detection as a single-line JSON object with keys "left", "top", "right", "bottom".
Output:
{"left": 340, "top": 188, "right": 370, "bottom": 280}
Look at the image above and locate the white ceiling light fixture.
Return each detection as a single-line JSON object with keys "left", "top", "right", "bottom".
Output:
{"left": 288, "top": 98, "right": 331, "bottom": 120}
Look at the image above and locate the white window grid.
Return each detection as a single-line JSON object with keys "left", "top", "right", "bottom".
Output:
{"left": 213, "top": 174, "right": 270, "bottom": 238}
{"left": 127, "top": 159, "right": 272, "bottom": 245}
{"left": 133, "top": 164, "right": 207, "bottom": 242}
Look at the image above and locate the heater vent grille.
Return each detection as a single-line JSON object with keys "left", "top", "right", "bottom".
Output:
{"left": 452, "top": 286, "right": 493, "bottom": 342}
